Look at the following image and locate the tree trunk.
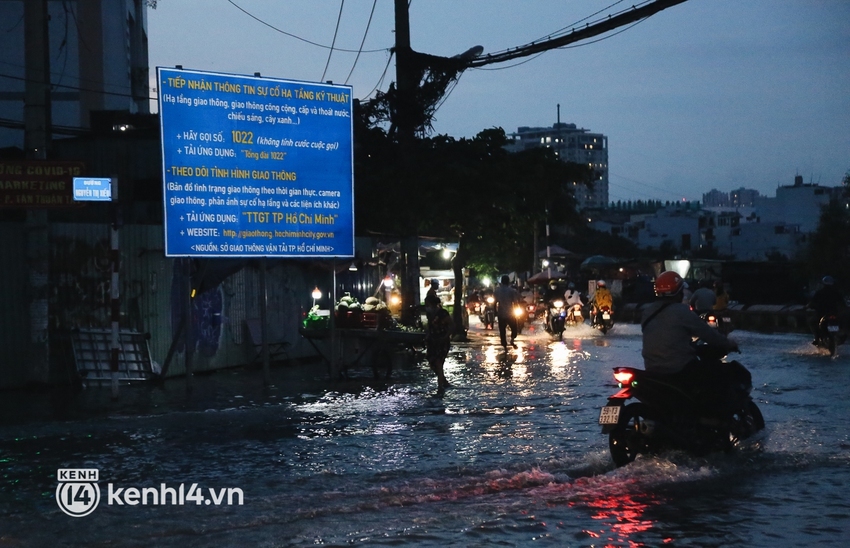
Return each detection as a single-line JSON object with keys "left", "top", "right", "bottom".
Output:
{"left": 451, "top": 237, "right": 471, "bottom": 340}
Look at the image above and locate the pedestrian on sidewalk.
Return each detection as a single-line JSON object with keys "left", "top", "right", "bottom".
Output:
{"left": 424, "top": 294, "right": 453, "bottom": 390}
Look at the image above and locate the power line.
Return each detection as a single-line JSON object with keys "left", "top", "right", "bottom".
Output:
{"left": 0, "top": 72, "right": 156, "bottom": 101}
{"left": 344, "top": 0, "right": 378, "bottom": 85}
{"left": 610, "top": 172, "right": 689, "bottom": 199}
{"left": 321, "top": 0, "right": 346, "bottom": 83}
{"left": 226, "top": 0, "right": 388, "bottom": 54}
{"left": 360, "top": 51, "right": 393, "bottom": 100}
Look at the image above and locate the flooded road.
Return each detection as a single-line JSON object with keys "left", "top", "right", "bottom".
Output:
{"left": 1, "top": 319, "right": 848, "bottom": 546}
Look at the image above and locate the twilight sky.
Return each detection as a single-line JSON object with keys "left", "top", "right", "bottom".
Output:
{"left": 147, "top": 0, "right": 850, "bottom": 203}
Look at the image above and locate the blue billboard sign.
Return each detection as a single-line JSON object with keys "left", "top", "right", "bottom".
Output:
{"left": 72, "top": 177, "right": 112, "bottom": 201}
{"left": 157, "top": 67, "right": 354, "bottom": 257}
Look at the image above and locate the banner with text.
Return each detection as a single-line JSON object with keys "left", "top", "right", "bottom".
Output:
{"left": 157, "top": 67, "right": 354, "bottom": 257}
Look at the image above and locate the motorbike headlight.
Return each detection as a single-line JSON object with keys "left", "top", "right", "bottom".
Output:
{"left": 486, "top": 297, "right": 495, "bottom": 304}
{"left": 553, "top": 300, "right": 564, "bottom": 308}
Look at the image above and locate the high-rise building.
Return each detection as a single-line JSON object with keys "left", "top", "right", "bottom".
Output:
{"left": 506, "top": 122, "right": 608, "bottom": 209}
{"left": 0, "top": 0, "right": 150, "bottom": 152}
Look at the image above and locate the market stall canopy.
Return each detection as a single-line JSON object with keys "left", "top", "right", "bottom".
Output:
{"left": 537, "top": 245, "right": 578, "bottom": 257}
{"left": 580, "top": 255, "right": 618, "bottom": 269}
{"left": 527, "top": 270, "right": 568, "bottom": 285}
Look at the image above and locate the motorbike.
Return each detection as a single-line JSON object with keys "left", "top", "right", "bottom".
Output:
{"left": 565, "top": 302, "right": 584, "bottom": 326}
{"left": 591, "top": 305, "right": 614, "bottom": 334}
{"left": 481, "top": 296, "right": 496, "bottom": 330}
{"left": 545, "top": 299, "right": 567, "bottom": 339}
{"left": 598, "top": 345, "right": 765, "bottom": 467}
{"left": 513, "top": 304, "right": 528, "bottom": 334}
{"left": 699, "top": 310, "right": 734, "bottom": 335}
{"left": 814, "top": 314, "right": 846, "bottom": 356}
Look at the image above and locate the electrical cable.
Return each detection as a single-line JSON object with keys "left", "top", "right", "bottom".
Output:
{"left": 359, "top": 51, "right": 393, "bottom": 100}
{"left": 344, "top": 0, "right": 378, "bottom": 85}
{"left": 226, "top": 0, "right": 387, "bottom": 53}
{"left": 0, "top": 72, "right": 155, "bottom": 101}
{"left": 321, "top": 0, "right": 346, "bottom": 82}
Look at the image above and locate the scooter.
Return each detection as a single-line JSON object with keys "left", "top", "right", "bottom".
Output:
{"left": 513, "top": 304, "right": 528, "bottom": 334}
{"left": 699, "top": 310, "right": 734, "bottom": 335}
{"left": 591, "top": 305, "right": 614, "bottom": 334}
{"left": 481, "top": 296, "right": 496, "bottom": 330}
{"left": 814, "top": 314, "right": 846, "bottom": 356}
{"left": 565, "top": 303, "right": 584, "bottom": 326}
{"left": 598, "top": 345, "right": 764, "bottom": 467}
{"left": 545, "top": 299, "right": 566, "bottom": 339}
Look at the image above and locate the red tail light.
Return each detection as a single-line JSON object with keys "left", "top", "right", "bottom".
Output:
{"left": 613, "top": 369, "right": 634, "bottom": 385}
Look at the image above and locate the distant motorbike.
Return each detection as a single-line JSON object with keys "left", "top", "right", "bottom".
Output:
{"left": 545, "top": 299, "right": 567, "bottom": 339}
{"left": 565, "top": 303, "right": 584, "bottom": 327}
{"left": 814, "top": 314, "right": 846, "bottom": 356}
{"left": 598, "top": 345, "right": 765, "bottom": 467}
{"left": 699, "top": 310, "right": 734, "bottom": 335}
{"left": 513, "top": 304, "right": 528, "bottom": 334}
{"left": 591, "top": 305, "right": 614, "bottom": 334}
{"left": 481, "top": 296, "right": 496, "bottom": 330}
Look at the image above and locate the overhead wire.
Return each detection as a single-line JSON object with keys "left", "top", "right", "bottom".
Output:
{"left": 360, "top": 50, "right": 393, "bottom": 100}
{"left": 344, "top": 0, "right": 378, "bottom": 85}
{"left": 321, "top": 0, "right": 346, "bottom": 82}
{"left": 226, "top": 0, "right": 387, "bottom": 53}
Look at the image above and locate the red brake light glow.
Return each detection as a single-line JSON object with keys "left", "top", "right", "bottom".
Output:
{"left": 613, "top": 370, "right": 634, "bottom": 384}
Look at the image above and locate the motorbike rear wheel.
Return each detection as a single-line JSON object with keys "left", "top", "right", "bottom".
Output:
{"left": 727, "top": 400, "right": 765, "bottom": 447}
{"left": 609, "top": 403, "right": 652, "bottom": 467}
{"left": 827, "top": 335, "right": 836, "bottom": 356}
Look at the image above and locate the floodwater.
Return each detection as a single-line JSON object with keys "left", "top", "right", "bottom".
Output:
{"left": 1, "top": 318, "right": 848, "bottom": 547}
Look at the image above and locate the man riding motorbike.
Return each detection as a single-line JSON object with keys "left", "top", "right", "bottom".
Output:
{"left": 689, "top": 279, "right": 717, "bottom": 315}
{"left": 806, "top": 276, "right": 847, "bottom": 347}
{"left": 590, "top": 280, "right": 614, "bottom": 327}
{"left": 642, "top": 271, "right": 739, "bottom": 401}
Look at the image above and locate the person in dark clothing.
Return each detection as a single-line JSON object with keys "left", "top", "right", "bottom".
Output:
{"left": 806, "top": 276, "right": 847, "bottom": 345}
{"left": 424, "top": 294, "right": 453, "bottom": 390}
{"left": 642, "top": 271, "right": 740, "bottom": 405}
{"left": 494, "top": 275, "right": 519, "bottom": 348}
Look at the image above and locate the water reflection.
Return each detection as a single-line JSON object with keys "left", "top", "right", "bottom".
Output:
{"left": 580, "top": 491, "right": 664, "bottom": 546}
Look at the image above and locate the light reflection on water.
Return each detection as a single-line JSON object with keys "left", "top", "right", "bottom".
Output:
{"left": 0, "top": 323, "right": 848, "bottom": 546}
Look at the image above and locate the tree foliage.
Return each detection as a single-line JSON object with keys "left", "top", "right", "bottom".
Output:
{"left": 354, "top": 114, "right": 593, "bottom": 329}
{"left": 806, "top": 200, "right": 850, "bottom": 291}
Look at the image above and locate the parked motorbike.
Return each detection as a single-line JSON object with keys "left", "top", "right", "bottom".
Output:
{"left": 565, "top": 303, "right": 584, "bottom": 326}
{"left": 814, "top": 314, "right": 846, "bottom": 356}
{"left": 699, "top": 310, "right": 734, "bottom": 335}
{"left": 598, "top": 346, "right": 765, "bottom": 467}
{"left": 545, "top": 299, "right": 567, "bottom": 339}
{"left": 591, "top": 305, "right": 614, "bottom": 334}
{"left": 481, "top": 296, "right": 496, "bottom": 330}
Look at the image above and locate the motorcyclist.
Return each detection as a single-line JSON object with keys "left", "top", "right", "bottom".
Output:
{"left": 564, "top": 282, "right": 584, "bottom": 321}
{"left": 806, "top": 276, "right": 847, "bottom": 345}
{"left": 713, "top": 281, "right": 729, "bottom": 311}
{"left": 689, "top": 279, "right": 717, "bottom": 314}
{"left": 590, "top": 280, "right": 613, "bottom": 317}
{"left": 641, "top": 271, "right": 739, "bottom": 399}
{"left": 564, "top": 282, "right": 583, "bottom": 306}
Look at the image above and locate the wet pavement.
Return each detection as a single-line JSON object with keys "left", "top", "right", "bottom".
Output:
{"left": 1, "top": 318, "right": 848, "bottom": 546}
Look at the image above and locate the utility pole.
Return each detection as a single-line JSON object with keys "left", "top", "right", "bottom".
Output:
{"left": 24, "top": 0, "right": 51, "bottom": 384}
{"left": 394, "top": 0, "right": 421, "bottom": 323}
